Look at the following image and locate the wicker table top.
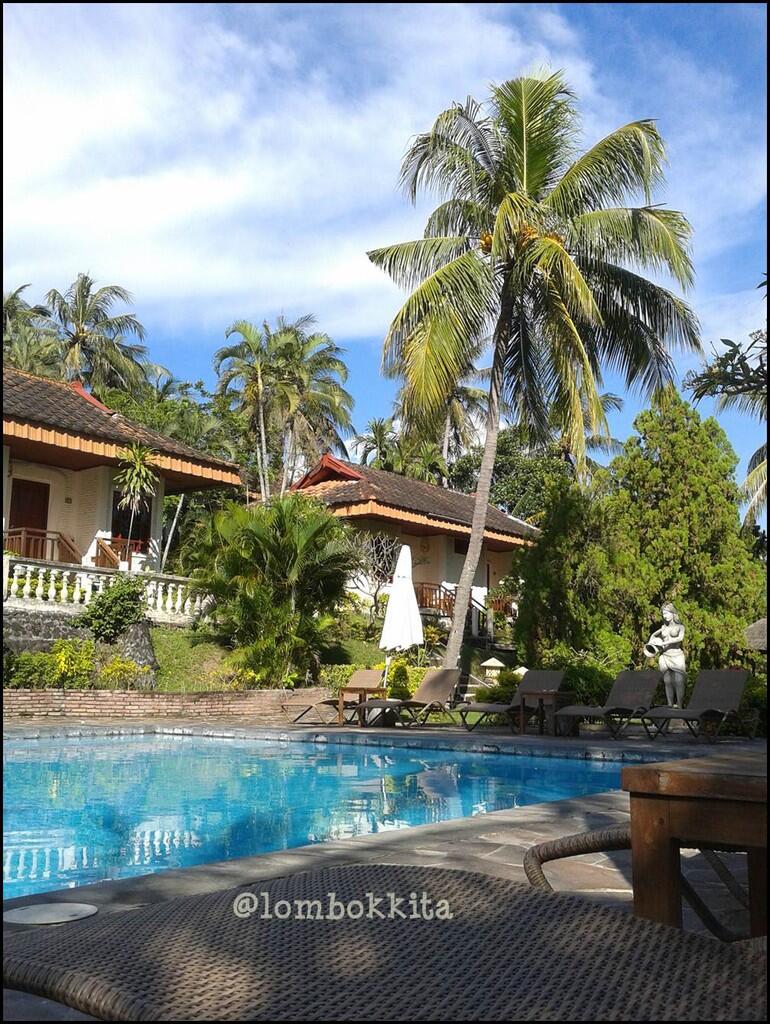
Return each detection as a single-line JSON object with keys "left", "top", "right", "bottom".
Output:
{"left": 4, "top": 864, "right": 767, "bottom": 1021}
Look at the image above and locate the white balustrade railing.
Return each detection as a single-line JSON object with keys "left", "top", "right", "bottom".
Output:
{"left": 2, "top": 554, "right": 206, "bottom": 624}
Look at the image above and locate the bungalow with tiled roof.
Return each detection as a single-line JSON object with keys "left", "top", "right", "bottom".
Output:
{"left": 292, "top": 453, "right": 537, "bottom": 634}
{"left": 3, "top": 367, "right": 241, "bottom": 570}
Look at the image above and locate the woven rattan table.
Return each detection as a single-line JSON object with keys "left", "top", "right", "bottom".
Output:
{"left": 4, "top": 864, "right": 767, "bottom": 1021}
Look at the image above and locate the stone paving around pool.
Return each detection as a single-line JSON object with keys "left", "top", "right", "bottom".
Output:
{"left": 3, "top": 719, "right": 764, "bottom": 1021}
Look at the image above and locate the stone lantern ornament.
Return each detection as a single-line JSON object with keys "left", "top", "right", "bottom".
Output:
{"left": 480, "top": 657, "right": 506, "bottom": 682}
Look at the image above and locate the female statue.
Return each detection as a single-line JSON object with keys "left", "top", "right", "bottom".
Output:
{"left": 644, "top": 602, "right": 686, "bottom": 706}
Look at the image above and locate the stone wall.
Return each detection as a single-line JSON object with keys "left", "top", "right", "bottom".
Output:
{"left": 2, "top": 686, "right": 333, "bottom": 724}
{"left": 3, "top": 603, "right": 89, "bottom": 653}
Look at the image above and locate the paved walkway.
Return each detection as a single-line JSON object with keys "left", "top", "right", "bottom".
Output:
{"left": 3, "top": 719, "right": 762, "bottom": 1020}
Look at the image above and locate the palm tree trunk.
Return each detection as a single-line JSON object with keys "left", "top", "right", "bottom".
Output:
{"left": 257, "top": 396, "right": 270, "bottom": 501}
{"left": 280, "top": 422, "right": 294, "bottom": 496}
{"left": 441, "top": 413, "right": 451, "bottom": 487}
{"left": 443, "top": 330, "right": 506, "bottom": 668}
{"left": 160, "top": 494, "right": 185, "bottom": 572}
{"left": 126, "top": 506, "right": 136, "bottom": 567}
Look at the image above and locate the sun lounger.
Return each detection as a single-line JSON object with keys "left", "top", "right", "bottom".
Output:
{"left": 285, "top": 669, "right": 384, "bottom": 724}
{"left": 555, "top": 669, "right": 661, "bottom": 738}
{"left": 4, "top": 863, "right": 766, "bottom": 1020}
{"left": 458, "top": 670, "right": 566, "bottom": 731}
{"left": 640, "top": 669, "right": 752, "bottom": 740}
{"left": 354, "top": 668, "right": 461, "bottom": 726}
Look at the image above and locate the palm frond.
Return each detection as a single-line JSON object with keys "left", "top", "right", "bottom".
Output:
{"left": 568, "top": 206, "right": 694, "bottom": 289}
{"left": 546, "top": 120, "right": 666, "bottom": 215}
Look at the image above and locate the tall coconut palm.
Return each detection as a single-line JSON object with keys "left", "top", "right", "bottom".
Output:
{"left": 369, "top": 72, "right": 699, "bottom": 667}
{"left": 3, "top": 324, "right": 63, "bottom": 377}
{"left": 273, "top": 320, "right": 353, "bottom": 494}
{"left": 355, "top": 417, "right": 397, "bottom": 468}
{"left": 215, "top": 320, "right": 280, "bottom": 501}
{"left": 395, "top": 336, "right": 492, "bottom": 468}
{"left": 687, "top": 309, "right": 767, "bottom": 523}
{"left": 43, "top": 273, "right": 154, "bottom": 394}
{"left": 3, "top": 284, "right": 51, "bottom": 345}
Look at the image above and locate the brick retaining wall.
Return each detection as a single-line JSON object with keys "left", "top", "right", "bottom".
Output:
{"left": 2, "top": 686, "right": 333, "bottom": 724}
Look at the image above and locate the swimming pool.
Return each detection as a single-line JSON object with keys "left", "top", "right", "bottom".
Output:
{"left": 3, "top": 734, "right": 622, "bottom": 900}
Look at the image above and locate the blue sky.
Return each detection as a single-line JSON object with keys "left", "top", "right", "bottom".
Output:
{"left": 3, "top": 3, "right": 767, "bottom": 493}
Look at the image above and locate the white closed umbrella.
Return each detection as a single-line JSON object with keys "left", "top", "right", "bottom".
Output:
{"left": 379, "top": 544, "right": 424, "bottom": 684}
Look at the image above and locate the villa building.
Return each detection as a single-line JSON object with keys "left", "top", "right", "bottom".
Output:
{"left": 292, "top": 453, "right": 537, "bottom": 634}
{"left": 3, "top": 367, "right": 241, "bottom": 571}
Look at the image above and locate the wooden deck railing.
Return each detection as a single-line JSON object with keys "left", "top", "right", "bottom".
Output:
{"left": 3, "top": 529, "right": 81, "bottom": 565}
{"left": 94, "top": 537, "right": 121, "bottom": 568}
{"left": 413, "top": 581, "right": 457, "bottom": 616}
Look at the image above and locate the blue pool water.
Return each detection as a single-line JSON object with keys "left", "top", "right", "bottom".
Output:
{"left": 3, "top": 735, "right": 621, "bottom": 900}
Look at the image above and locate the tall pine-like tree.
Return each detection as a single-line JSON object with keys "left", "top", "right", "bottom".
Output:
{"left": 513, "top": 391, "right": 766, "bottom": 670}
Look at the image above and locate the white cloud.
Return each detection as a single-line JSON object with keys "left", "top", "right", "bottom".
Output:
{"left": 2, "top": 1, "right": 766, "bottom": 355}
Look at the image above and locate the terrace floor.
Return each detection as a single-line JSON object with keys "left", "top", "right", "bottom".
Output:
{"left": 3, "top": 719, "right": 764, "bottom": 1021}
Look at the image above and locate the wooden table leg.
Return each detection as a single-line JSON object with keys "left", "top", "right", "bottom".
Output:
{"left": 747, "top": 847, "right": 767, "bottom": 937}
{"left": 357, "top": 690, "right": 366, "bottom": 727}
{"left": 338, "top": 691, "right": 345, "bottom": 725}
{"left": 519, "top": 697, "right": 526, "bottom": 734}
{"left": 629, "top": 793, "right": 682, "bottom": 928}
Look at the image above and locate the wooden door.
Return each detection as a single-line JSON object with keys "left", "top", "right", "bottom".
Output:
{"left": 9, "top": 479, "right": 50, "bottom": 530}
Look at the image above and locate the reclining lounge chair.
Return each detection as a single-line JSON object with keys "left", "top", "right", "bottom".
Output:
{"left": 555, "top": 669, "right": 661, "bottom": 739}
{"left": 640, "top": 669, "right": 752, "bottom": 741}
{"left": 354, "top": 668, "right": 461, "bottom": 726}
{"left": 459, "top": 670, "right": 566, "bottom": 732}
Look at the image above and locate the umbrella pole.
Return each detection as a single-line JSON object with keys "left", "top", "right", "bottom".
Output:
{"left": 383, "top": 654, "right": 391, "bottom": 688}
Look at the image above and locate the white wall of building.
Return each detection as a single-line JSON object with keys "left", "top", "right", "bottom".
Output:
{"left": 4, "top": 456, "right": 167, "bottom": 568}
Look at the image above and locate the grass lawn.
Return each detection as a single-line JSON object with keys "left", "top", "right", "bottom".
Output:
{"left": 319, "top": 637, "right": 384, "bottom": 666}
{"left": 151, "top": 627, "right": 229, "bottom": 692}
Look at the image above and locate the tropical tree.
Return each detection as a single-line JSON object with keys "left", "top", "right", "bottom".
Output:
{"left": 113, "top": 444, "right": 159, "bottom": 554}
{"left": 3, "top": 324, "right": 63, "bottom": 377}
{"left": 368, "top": 71, "right": 699, "bottom": 666}
{"left": 513, "top": 392, "right": 766, "bottom": 673}
{"left": 450, "top": 426, "right": 572, "bottom": 524}
{"left": 181, "top": 495, "right": 361, "bottom": 684}
{"left": 272, "top": 318, "right": 353, "bottom": 494}
{"left": 355, "top": 417, "right": 397, "bottom": 468}
{"left": 215, "top": 316, "right": 353, "bottom": 500}
{"left": 395, "top": 335, "right": 491, "bottom": 473}
{"left": 43, "top": 273, "right": 156, "bottom": 394}
{"left": 686, "top": 284, "right": 767, "bottom": 523}
{"left": 3, "top": 284, "right": 51, "bottom": 346}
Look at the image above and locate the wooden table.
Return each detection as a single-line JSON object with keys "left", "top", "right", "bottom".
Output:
{"left": 518, "top": 690, "right": 575, "bottom": 735}
{"left": 338, "top": 685, "right": 388, "bottom": 726}
{"left": 622, "top": 752, "right": 767, "bottom": 935}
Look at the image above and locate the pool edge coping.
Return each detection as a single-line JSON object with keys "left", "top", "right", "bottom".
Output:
{"left": 2, "top": 720, "right": 720, "bottom": 763}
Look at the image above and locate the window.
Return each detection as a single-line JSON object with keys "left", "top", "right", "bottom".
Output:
{"left": 454, "top": 537, "right": 469, "bottom": 555}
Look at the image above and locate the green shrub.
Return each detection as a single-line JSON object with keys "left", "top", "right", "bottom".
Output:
{"left": 319, "top": 663, "right": 382, "bottom": 694}
{"left": 384, "top": 659, "right": 428, "bottom": 699}
{"left": 3, "top": 642, "right": 16, "bottom": 680}
{"left": 5, "top": 652, "right": 56, "bottom": 689}
{"left": 536, "top": 631, "right": 636, "bottom": 706}
{"left": 475, "top": 667, "right": 525, "bottom": 704}
{"left": 50, "top": 639, "right": 96, "bottom": 689}
{"left": 386, "top": 659, "right": 411, "bottom": 699}
{"left": 76, "top": 575, "right": 146, "bottom": 643}
{"left": 98, "top": 655, "right": 146, "bottom": 690}
{"left": 740, "top": 675, "right": 767, "bottom": 738}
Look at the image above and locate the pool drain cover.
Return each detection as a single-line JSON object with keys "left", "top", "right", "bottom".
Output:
{"left": 3, "top": 902, "right": 99, "bottom": 925}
